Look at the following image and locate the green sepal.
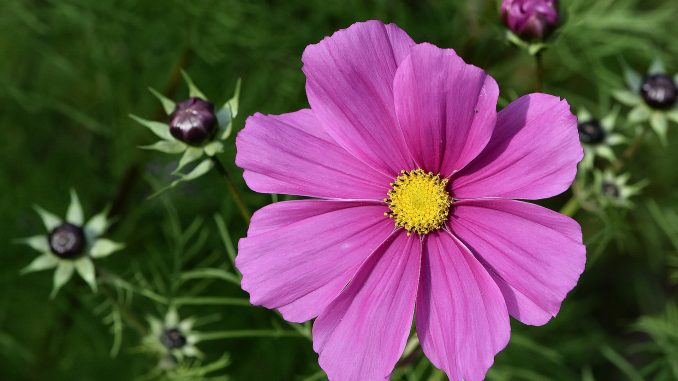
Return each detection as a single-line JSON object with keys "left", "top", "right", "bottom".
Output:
{"left": 22, "top": 253, "right": 59, "bottom": 274}
{"left": 148, "top": 87, "right": 176, "bottom": 115}
{"left": 628, "top": 106, "right": 650, "bottom": 124}
{"left": 180, "top": 70, "right": 207, "bottom": 99}
{"left": 66, "top": 189, "right": 84, "bottom": 225}
{"left": 129, "top": 114, "right": 173, "bottom": 141}
{"left": 650, "top": 112, "right": 668, "bottom": 145}
{"left": 648, "top": 57, "right": 666, "bottom": 75}
{"left": 622, "top": 64, "right": 642, "bottom": 93}
{"left": 90, "top": 239, "right": 124, "bottom": 258}
{"left": 174, "top": 147, "right": 204, "bottom": 174}
{"left": 612, "top": 90, "right": 641, "bottom": 107}
{"left": 149, "top": 159, "right": 214, "bottom": 198}
{"left": 139, "top": 140, "right": 186, "bottom": 154}
{"left": 216, "top": 78, "right": 242, "bottom": 140}
{"left": 51, "top": 262, "right": 75, "bottom": 298}
{"left": 203, "top": 141, "right": 224, "bottom": 157}
{"left": 34, "top": 205, "right": 61, "bottom": 231}
{"left": 84, "top": 206, "right": 111, "bottom": 239}
{"left": 75, "top": 257, "right": 97, "bottom": 292}
{"left": 15, "top": 235, "right": 49, "bottom": 252}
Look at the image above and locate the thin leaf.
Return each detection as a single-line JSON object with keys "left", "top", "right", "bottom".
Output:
{"left": 214, "top": 214, "right": 237, "bottom": 266}
{"left": 66, "top": 189, "right": 84, "bottom": 225}
{"left": 148, "top": 87, "right": 176, "bottom": 115}
{"left": 129, "top": 114, "right": 173, "bottom": 141}
{"left": 180, "top": 268, "right": 241, "bottom": 286}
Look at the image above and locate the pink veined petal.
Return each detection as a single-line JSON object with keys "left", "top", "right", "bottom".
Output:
{"left": 452, "top": 93, "right": 583, "bottom": 200}
{"left": 450, "top": 199, "right": 586, "bottom": 326}
{"left": 313, "top": 231, "right": 421, "bottom": 381}
{"left": 236, "top": 109, "right": 392, "bottom": 200}
{"left": 417, "top": 231, "right": 510, "bottom": 381}
{"left": 393, "top": 43, "right": 499, "bottom": 177}
{"left": 236, "top": 200, "right": 394, "bottom": 323}
{"left": 303, "top": 20, "right": 416, "bottom": 176}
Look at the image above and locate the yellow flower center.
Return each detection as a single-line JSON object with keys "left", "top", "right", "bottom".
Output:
{"left": 384, "top": 169, "right": 452, "bottom": 236}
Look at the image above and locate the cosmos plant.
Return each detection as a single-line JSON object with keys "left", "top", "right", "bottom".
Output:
{"left": 236, "top": 20, "right": 586, "bottom": 380}
{"left": 16, "top": 4, "right": 678, "bottom": 380}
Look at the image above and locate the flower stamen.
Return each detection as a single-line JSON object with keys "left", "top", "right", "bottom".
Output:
{"left": 384, "top": 169, "right": 451, "bottom": 236}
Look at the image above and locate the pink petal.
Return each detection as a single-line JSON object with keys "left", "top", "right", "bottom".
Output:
{"left": 236, "top": 109, "right": 392, "bottom": 200}
{"left": 417, "top": 231, "right": 510, "bottom": 381}
{"left": 313, "top": 231, "right": 420, "bottom": 381}
{"left": 236, "top": 200, "right": 393, "bottom": 323}
{"left": 393, "top": 43, "right": 498, "bottom": 177}
{"left": 302, "top": 20, "right": 416, "bottom": 176}
{"left": 452, "top": 93, "right": 582, "bottom": 199}
{"left": 449, "top": 199, "right": 586, "bottom": 325}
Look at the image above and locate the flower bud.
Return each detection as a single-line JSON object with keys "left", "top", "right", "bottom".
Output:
{"left": 502, "top": 0, "right": 559, "bottom": 40}
{"left": 578, "top": 119, "right": 605, "bottom": 145}
{"left": 169, "top": 97, "right": 218, "bottom": 146}
{"left": 48, "top": 223, "right": 86, "bottom": 259}
{"left": 640, "top": 74, "right": 678, "bottom": 110}
{"left": 601, "top": 181, "right": 620, "bottom": 199}
{"left": 160, "top": 328, "right": 187, "bottom": 349}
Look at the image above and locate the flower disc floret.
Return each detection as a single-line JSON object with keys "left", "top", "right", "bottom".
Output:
{"left": 640, "top": 74, "right": 678, "bottom": 109}
{"left": 48, "top": 222, "right": 86, "bottom": 259}
{"left": 385, "top": 169, "right": 451, "bottom": 236}
{"left": 577, "top": 119, "right": 605, "bottom": 145}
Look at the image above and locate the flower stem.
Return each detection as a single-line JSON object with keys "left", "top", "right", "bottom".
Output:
{"left": 535, "top": 51, "right": 544, "bottom": 92}
{"left": 612, "top": 124, "right": 650, "bottom": 171}
{"left": 209, "top": 156, "right": 251, "bottom": 224}
{"left": 196, "top": 329, "right": 306, "bottom": 342}
{"left": 560, "top": 197, "right": 581, "bottom": 217}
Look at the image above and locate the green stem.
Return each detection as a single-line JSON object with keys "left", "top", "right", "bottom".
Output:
{"left": 210, "top": 156, "right": 251, "bottom": 224}
{"left": 535, "top": 51, "right": 544, "bottom": 92}
{"left": 560, "top": 197, "right": 581, "bottom": 217}
{"left": 173, "top": 296, "right": 251, "bottom": 306}
{"left": 612, "top": 124, "right": 649, "bottom": 171}
{"left": 100, "top": 282, "right": 147, "bottom": 336}
{"left": 196, "top": 329, "right": 306, "bottom": 342}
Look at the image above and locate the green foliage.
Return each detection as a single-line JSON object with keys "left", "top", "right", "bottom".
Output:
{"left": 2, "top": 0, "right": 678, "bottom": 380}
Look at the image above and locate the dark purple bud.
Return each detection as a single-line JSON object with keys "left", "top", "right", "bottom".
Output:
{"left": 48, "top": 223, "right": 86, "bottom": 259}
{"left": 169, "top": 97, "right": 217, "bottom": 146}
{"left": 160, "top": 328, "right": 187, "bottom": 349}
{"left": 577, "top": 119, "right": 605, "bottom": 145}
{"left": 502, "top": 0, "right": 559, "bottom": 40}
{"left": 640, "top": 74, "right": 677, "bottom": 110}
{"left": 601, "top": 181, "right": 620, "bottom": 199}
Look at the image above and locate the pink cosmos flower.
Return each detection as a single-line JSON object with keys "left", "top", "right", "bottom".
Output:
{"left": 236, "top": 20, "right": 585, "bottom": 381}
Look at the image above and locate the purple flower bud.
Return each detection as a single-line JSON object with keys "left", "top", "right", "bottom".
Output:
{"left": 169, "top": 97, "right": 218, "bottom": 146}
{"left": 578, "top": 119, "right": 605, "bottom": 145}
{"left": 161, "top": 328, "right": 187, "bottom": 349}
{"left": 502, "top": 0, "right": 559, "bottom": 40}
{"left": 48, "top": 223, "right": 86, "bottom": 259}
{"left": 640, "top": 74, "right": 678, "bottom": 110}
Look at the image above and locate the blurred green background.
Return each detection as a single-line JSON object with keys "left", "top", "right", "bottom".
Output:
{"left": 2, "top": 0, "right": 678, "bottom": 380}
